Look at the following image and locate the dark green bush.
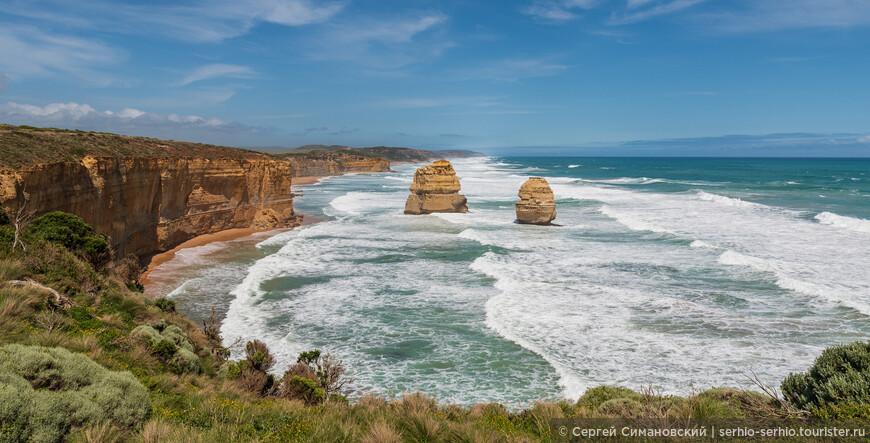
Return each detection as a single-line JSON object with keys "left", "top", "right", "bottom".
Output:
{"left": 281, "top": 375, "right": 326, "bottom": 405}
{"left": 29, "top": 212, "right": 94, "bottom": 249}
{"left": 154, "top": 297, "right": 176, "bottom": 313}
{"left": 297, "top": 349, "right": 321, "bottom": 365}
{"left": 0, "top": 208, "right": 8, "bottom": 225}
{"left": 219, "top": 361, "right": 242, "bottom": 380}
{"left": 245, "top": 340, "right": 274, "bottom": 372}
{"left": 0, "top": 344, "right": 150, "bottom": 442}
{"left": 152, "top": 339, "right": 178, "bottom": 360}
{"left": 576, "top": 385, "right": 641, "bottom": 410}
{"left": 169, "top": 348, "right": 201, "bottom": 374}
{"left": 28, "top": 212, "right": 110, "bottom": 267}
{"left": 782, "top": 341, "right": 870, "bottom": 410}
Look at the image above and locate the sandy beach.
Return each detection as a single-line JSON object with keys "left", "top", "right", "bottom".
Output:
{"left": 141, "top": 214, "right": 322, "bottom": 291}
{"left": 292, "top": 176, "right": 324, "bottom": 186}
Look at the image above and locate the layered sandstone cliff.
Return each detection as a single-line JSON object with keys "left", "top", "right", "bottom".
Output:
{"left": 516, "top": 177, "right": 556, "bottom": 225}
{"left": 285, "top": 152, "right": 390, "bottom": 179}
{"left": 404, "top": 160, "right": 468, "bottom": 214}
{"left": 0, "top": 156, "right": 297, "bottom": 258}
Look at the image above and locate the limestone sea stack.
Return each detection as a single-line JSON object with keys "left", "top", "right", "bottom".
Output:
{"left": 515, "top": 177, "right": 556, "bottom": 225}
{"left": 404, "top": 160, "right": 469, "bottom": 214}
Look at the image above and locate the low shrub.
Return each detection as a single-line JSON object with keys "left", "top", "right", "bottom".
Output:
{"left": 245, "top": 340, "right": 274, "bottom": 372}
{"left": 218, "top": 361, "right": 242, "bottom": 380}
{"left": 152, "top": 339, "right": 179, "bottom": 361}
{"left": 576, "top": 385, "right": 641, "bottom": 410}
{"left": 280, "top": 375, "right": 326, "bottom": 405}
{"left": 812, "top": 402, "right": 870, "bottom": 419}
{"left": 162, "top": 324, "right": 194, "bottom": 352}
{"left": 597, "top": 398, "right": 644, "bottom": 417}
{"left": 235, "top": 363, "right": 272, "bottom": 394}
{"left": 28, "top": 212, "right": 111, "bottom": 268}
{"left": 130, "top": 324, "right": 199, "bottom": 373}
{"left": 0, "top": 208, "right": 8, "bottom": 225}
{"left": 130, "top": 325, "right": 163, "bottom": 344}
{"left": 170, "top": 348, "right": 201, "bottom": 374}
{"left": 0, "top": 344, "right": 150, "bottom": 442}
{"left": 782, "top": 341, "right": 870, "bottom": 410}
{"left": 153, "top": 297, "right": 175, "bottom": 313}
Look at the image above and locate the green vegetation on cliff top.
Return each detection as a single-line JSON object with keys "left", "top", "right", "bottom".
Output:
{"left": 0, "top": 124, "right": 273, "bottom": 169}
{"left": 0, "top": 123, "right": 479, "bottom": 170}
{"left": 0, "top": 124, "right": 391, "bottom": 170}
{"left": 277, "top": 144, "right": 485, "bottom": 163}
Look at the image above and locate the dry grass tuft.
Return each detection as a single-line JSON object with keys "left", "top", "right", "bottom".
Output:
{"left": 361, "top": 421, "right": 402, "bottom": 443}
{"left": 78, "top": 422, "right": 125, "bottom": 443}
{"left": 394, "top": 392, "right": 438, "bottom": 416}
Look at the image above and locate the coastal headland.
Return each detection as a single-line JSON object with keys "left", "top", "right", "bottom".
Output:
{"left": 0, "top": 124, "right": 482, "bottom": 274}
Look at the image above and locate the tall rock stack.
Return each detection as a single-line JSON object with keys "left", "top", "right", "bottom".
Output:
{"left": 515, "top": 177, "right": 556, "bottom": 225}
{"left": 404, "top": 160, "right": 469, "bottom": 214}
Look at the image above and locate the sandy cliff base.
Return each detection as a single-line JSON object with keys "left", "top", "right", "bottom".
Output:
{"left": 141, "top": 215, "right": 321, "bottom": 292}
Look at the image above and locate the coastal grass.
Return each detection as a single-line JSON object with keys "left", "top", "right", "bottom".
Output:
{"left": 0, "top": 124, "right": 390, "bottom": 170}
{"left": 0, "top": 124, "right": 270, "bottom": 169}
{"left": 1, "top": 212, "right": 869, "bottom": 442}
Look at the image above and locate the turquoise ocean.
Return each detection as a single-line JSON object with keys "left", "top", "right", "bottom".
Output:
{"left": 146, "top": 157, "right": 870, "bottom": 405}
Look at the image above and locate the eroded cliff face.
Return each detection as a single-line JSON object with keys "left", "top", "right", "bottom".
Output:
{"left": 0, "top": 156, "right": 297, "bottom": 258}
{"left": 515, "top": 177, "right": 556, "bottom": 225}
{"left": 404, "top": 160, "right": 468, "bottom": 214}
{"left": 286, "top": 154, "right": 390, "bottom": 179}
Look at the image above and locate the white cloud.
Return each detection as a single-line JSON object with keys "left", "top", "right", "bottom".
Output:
{"left": 524, "top": 0, "right": 706, "bottom": 24}
{"left": 523, "top": 0, "right": 600, "bottom": 22}
{"left": 859, "top": 135, "right": 870, "bottom": 143}
{"left": 0, "top": 102, "right": 270, "bottom": 143}
{"left": 451, "top": 57, "right": 568, "bottom": 81}
{"left": 306, "top": 13, "right": 452, "bottom": 69}
{"left": 610, "top": 0, "right": 708, "bottom": 24}
{"left": 0, "top": 0, "right": 344, "bottom": 43}
{"left": 178, "top": 64, "right": 257, "bottom": 86}
{"left": 253, "top": 0, "right": 344, "bottom": 26}
{"left": 379, "top": 96, "right": 504, "bottom": 109}
{"left": 0, "top": 25, "right": 123, "bottom": 81}
{"left": 706, "top": 0, "right": 870, "bottom": 32}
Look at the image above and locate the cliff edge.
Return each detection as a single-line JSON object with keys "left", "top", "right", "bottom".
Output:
{"left": 0, "top": 125, "right": 389, "bottom": 259}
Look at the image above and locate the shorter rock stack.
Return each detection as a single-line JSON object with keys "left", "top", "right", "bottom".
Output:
{"left": 515, "top": 177, "right": 556, "bottom": 224}
{"left": 404, "top": 160, "right": 469, "bottom": 214}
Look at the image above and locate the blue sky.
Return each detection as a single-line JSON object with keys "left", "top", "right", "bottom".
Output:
{"left": 1, "top": 0, "right": 869, "bottom": 156}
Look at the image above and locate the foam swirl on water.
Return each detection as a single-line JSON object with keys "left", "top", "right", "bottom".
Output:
{"left": 154, "top": 157, "right": 870, "bottom": 404}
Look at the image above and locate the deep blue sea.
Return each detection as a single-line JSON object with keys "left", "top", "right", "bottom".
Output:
{"left": 147, "top": 157, "right": 870, "bottom": 405}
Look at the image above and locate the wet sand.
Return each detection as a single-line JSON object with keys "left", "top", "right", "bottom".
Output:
{"left": 141, "top": 215, "right": 322, "bottom": 291}
{"left": 292, "top": 176, "right": 324, "bottom": 186}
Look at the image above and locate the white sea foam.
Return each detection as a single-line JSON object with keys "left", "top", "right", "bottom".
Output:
{"left": 568, "top": 164, "right": 581, "bottom": 168}
{"left": 206, "top": 156, "right": 870, "bottom": 404}
{"left": 815, "top": 212, "right": 870, "bottom": 233}
{"left": 599, "top": 205, "right": 670, "bottom": 234}
{"left": 696, "top": 191, "right": 766, "bottom": 209}
{"left": 689, "top": 240, "right": 716, "bottom": 249}
{"left": 592, "top": 177, "right": 666, "bottom": 185}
